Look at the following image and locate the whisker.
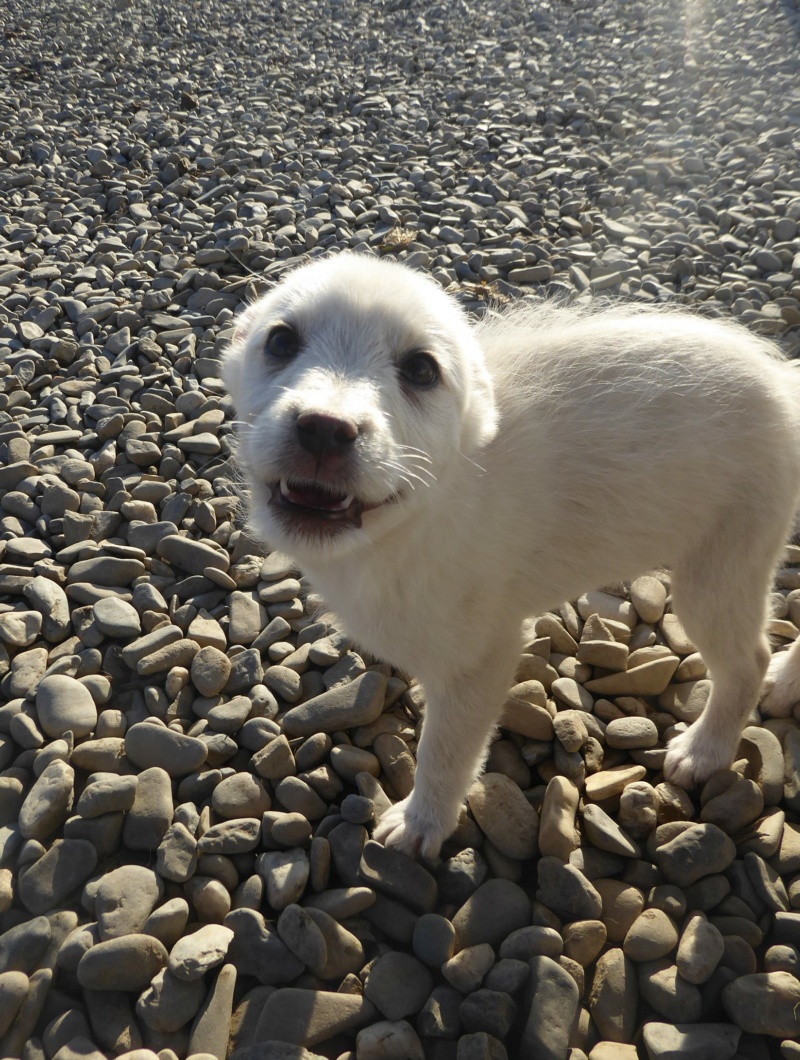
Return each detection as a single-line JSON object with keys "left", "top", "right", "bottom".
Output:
{"left": 383, "top": 461, "right": 433, "bottom": 488}
{"left": 392, "top": 452, "right": 434, "bottom": 466}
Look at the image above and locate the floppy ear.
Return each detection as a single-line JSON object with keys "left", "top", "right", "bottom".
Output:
{"left": 461, "top": 347, "right": 499, "bottom": 452}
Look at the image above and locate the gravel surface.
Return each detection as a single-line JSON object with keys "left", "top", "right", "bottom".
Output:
{"left": 1, "top": 0, "right": 800, "bottom": 1058}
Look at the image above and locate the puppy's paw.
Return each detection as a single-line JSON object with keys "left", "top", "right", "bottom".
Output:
{"left": 373, "top": 796, "right": 454, "bottom": 860}
{"left": 663, "top": 726, "right": 734, "bottom": 789}
{"left": 760, "top": 650, "right": 800, "bottom": 718}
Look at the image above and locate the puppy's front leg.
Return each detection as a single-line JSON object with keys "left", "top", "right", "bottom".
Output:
{"left": 373, "top": 648, "right": 518, "bottom": 859}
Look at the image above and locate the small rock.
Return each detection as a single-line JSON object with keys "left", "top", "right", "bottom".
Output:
{"left": 36, "top": 674, "right": 97, "bottom": 738}
{"left": 364, "top": 952, "right": 433, "bottom": 1020}
{"left": 623, "top": 909, "right": 679, "bottom": 962}
{"left": 356, "top": 1019, "right": 425, "bottom": 1060}
{"left": 655, "top": 824, "right": 736, "bottom": 886}
{"left": 77, "top": 934, "right": 168, "bottom": 991}
{"left": 722, "top": 971, "right": 800, "bottom": 1037}
{"left": 452, "top": 879, "right": 531, "bottom": 948}
{"left": 169, "top": 923, "right": 234, "bottom": 981}
{"left": 466, "top": 773, "right": 538, "bottom": 860}
{"left": 282, "top": 671, "right": 387, "bottom": 736}
{"left": 520, "top": 955, "right": 578, "bottom": 1057}
{"left": 676, "top": 913, "right": 724, "bottom": 985}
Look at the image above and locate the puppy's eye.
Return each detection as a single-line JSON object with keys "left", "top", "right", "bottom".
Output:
{"left": 399, "top": 351, "right": 439, "bottom": 388}
{"left": 265, "top": 325, "right": 299, "bottom": 360}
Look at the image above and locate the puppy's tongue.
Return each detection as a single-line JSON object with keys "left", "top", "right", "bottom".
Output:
{"left": 280, "top": 478, "right": 354, "bottom": 512}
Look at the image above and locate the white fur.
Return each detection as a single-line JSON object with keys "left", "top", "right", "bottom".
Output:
{"left": 223, "top": 253, "right": 800, "bottom": 858}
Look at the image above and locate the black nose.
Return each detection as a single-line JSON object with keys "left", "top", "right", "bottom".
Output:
{"left": 296, "top": 412, "right": 359, "bottom": 458}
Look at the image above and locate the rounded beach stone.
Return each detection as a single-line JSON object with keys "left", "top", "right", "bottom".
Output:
{"left": 535, "top": 857, "right": 602, "bottom": 921}
{"left": 252, "top": 988, "right": 377, "bottom": 1047}
{"left": 19, "top": 838, "right": 97, "bottom": 915}
{"left": 36, "top": 675, "right": 97, "bottom": 738}
{"left": 359, "top": 840, "right": 437, "bottom": 914}
{"left": 642, "top": 1023, "right": 741, "bottom": 1060}
{"left": 538, "top": 775, "right": 580, "bottom": 860}
{"left": 135, "top": 966, "right": 207, "bottom": 1033}
{"left": 191, "top": 646, "right": 232, "bottom": 696}
{"left": 123, "top": 767, "right": 173, "bottom": 851}
{"left": 0, "top": 970, "right": 28, "bottom": 1037}
{"left": 520, "top": 955, "right": 578, "bottom": 1058}
{"left": 95, "top": 865, "right": 162, "bottom": 939}
{"left": 212, "top": 773, "right": 270, "bottom": 818}
{"left": 605, "top": 717, "right": 659, "bottom": 750}
{"left": 655, "top": 823, "right": 736, "bottom": 886}
{"left": 676, "top": 912, "right": 724, "bottom": 984}
{"left": 77, "top": 934, "right": 168, "bottom": 991}
{"left": 169, "top": 924, "right": 234, "bottom": 981}
{"left": 124, "top": 722, "right": 208, "bottom": 776}
{"left": 638, "top": 960, "right": 701, "bottom": 1023}
{"left": 623, "top": 909, "right": 679, "bottom": 962}
{"left": 18, "top": 760, "right": 74, "bottom": 841}
{"left": 562, "top": 920, "right": 607, "bottom": 967}
{"left": 281, "top": 671, "right": 387, "bottom": 736}
{"left": 588, "top": 948, "right": 637, "bottom": 1043}
{"left": 356, "top": 1019, "right": 424, "bottom": 1060}
{"left": 452, "top": 878, "right": 531, "bottom": 949}
{"left": 442, "top": 944, "right": 496, "bottom": 993}
{"left": 364, "top": 952, "right": 433, "bottom": 1020}
{"left": 466, "top": 773, "right": 538, "bottom": 860}
{"left": 0, "top": 916, "right": 50, "bottom": 973}
{"left": 722, "top": 971, "right": 800, "bottom": 1037}
{"left": 92, "top": 597, "right": 141, "bottom": 638}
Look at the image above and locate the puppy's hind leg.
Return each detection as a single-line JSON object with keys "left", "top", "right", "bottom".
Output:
{"left": 663, "top": 514, "right": 780, "bottom": 788}
{"left": 373, "top": 641, "right": 521, "bottom": 860}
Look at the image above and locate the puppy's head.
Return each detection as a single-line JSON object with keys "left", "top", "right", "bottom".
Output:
{"left": 223, "top": 253, "right": 498, "bottom": 558}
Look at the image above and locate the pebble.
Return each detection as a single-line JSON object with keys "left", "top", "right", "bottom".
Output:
{"left": 282, "top": 671, "right": 387, "bottom": 736}
{"left": 452, "top": 879, "right": 531, "bottom": 948}
{"left": 442, "top": 944, "right": 496, "bottom": 993}
{"left": 641, "top": 1022, "right": 741, "bottom": 1060}
{"left": 536, "top": 857, "right": 602, "bottom": 921}
{"left": 466, "top": 773, "right": 538, "bottom": 860}
{"left": 589, "top": 949, "right": 637, "bottom": 1043}
{"left": 257, "top": 849, "right": 310, "bottom": 910}
{"left": 19, "top": 838, "right": 97, "bottom": 915}
{"left": 124, "top": 722, "right": 208, "bottom": 776}
{"left": 96, "top": 865, "right": 162, "bottom": 938}
{"left": 359, "top": 840, "right": 437, "bottom": 914}
{"left": 18, "top": 760, "right": 74, "bottom": 840}
{"left": 356, "top": 1019, "right": 425, "bottom": 1060}
{"left": 77, "top": 934, "right": 168, "bottom": 991}
{"left": 123, "top": 767, "right": 173, "bottom": 850}
{"left": 252, "top": 989, "right": 377, "bottom": 1047}
{"left": 638, "top": 960, "right": 702, "bottom": 1023}
{"left": 169, "top": 924, "right": 234, "bottom": 981}
{"left": 676, "top": 913, "right": 724, "bottom": 984}
{"left": 655, "top": 824, "right": 736, "bottom": 886}
{"left": 623, "top": 909, "right": 679, "bottom": 962}
{"left": 364, "top": 952, "right": 433, "bottom": 1020}
{"left": 136, "top": 966, "right": 207, "bottom": 1034}
{"left": 722, "top": 971, "right": 800, "bottom": 1037}
{"left": 520, "top": 955, "right": 579, "bottom": 1057}
{"left": 35, "top": 674, "right": 97, "bottom": 738}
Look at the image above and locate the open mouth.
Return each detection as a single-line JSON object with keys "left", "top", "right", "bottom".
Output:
{"left": 268, "top": 477, "right": 399, "bottom": 533}
{"left": 277, "top": 477, "right": 357, "bottom": 520}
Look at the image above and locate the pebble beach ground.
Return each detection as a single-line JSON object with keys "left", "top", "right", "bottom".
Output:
{"left": 1, "top": 0, "right": 800, "bottom": 1058}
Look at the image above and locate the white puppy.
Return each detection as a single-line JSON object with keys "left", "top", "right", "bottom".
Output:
{"left": 223, "top": 253, "right": 800, "bottom": 859}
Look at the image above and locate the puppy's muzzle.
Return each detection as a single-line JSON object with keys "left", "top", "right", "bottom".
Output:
{"left": 296, "top": 411, "right": 359, "bottom": 460}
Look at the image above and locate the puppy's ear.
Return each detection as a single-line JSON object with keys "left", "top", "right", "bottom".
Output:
{"left": 221, "top": 305, "right": 255, "bottom": 410}
{"left": 461, "top": 353, "right": 499, "bottom": 452}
